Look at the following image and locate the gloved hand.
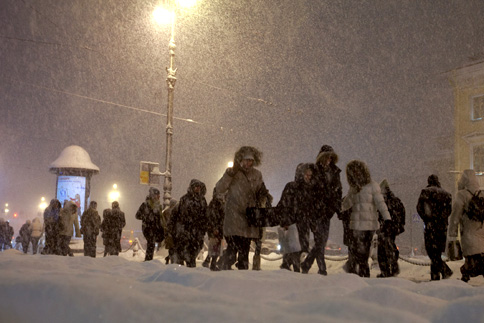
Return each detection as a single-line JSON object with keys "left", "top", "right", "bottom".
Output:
{"left": 226, "top": 161, "right": 241, "bottom": 177}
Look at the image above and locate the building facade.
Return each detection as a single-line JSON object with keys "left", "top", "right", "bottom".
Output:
{"left": 449, "top": 61, "right": 484, "bottom": 189}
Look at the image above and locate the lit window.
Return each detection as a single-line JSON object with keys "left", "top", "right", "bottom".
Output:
{"left": 471, "top": 95, "right": 484, "bottom": 121}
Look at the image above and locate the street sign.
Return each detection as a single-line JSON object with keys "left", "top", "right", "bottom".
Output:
{"left": 139, "top": 161, "right": 162, "bottom": 186}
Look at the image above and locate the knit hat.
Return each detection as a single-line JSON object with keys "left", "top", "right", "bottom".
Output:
{"left": 149, "top": 187, "right": 160, "bottom": 198}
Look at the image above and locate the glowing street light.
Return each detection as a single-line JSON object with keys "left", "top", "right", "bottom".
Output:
{"left": 4, "top": 203, "right": 9, "bottom": 214}
{"left": 228, "top": 161, "right": 234, "bottom": 168}
{"left": 39, "top": 197, "right": 48, "bottom": 210}
{"left": 153, "top": 0, "right": 197, "bottom": 209}
{"left": 108, "top": 184, "right": 120, "bottom": 203}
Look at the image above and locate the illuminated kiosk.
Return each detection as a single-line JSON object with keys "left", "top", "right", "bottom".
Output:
{"left": 49, "top": 145, "right": 100, "bottom": 252}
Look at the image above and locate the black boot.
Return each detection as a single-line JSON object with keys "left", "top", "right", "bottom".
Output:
{"left": 210, "top": 257, "right": 220, "bottom": 271}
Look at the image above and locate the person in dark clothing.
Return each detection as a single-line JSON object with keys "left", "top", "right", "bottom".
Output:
{"left": 80, "top": 201, "right": 101, "bottom": 257}
{"left": 416, "top": 174, "right": 453, "bottom": 281}
{"left": 161, "top": 199, "right": 178, "bottom": 264}
{"left": 43, "top": 199, "right": 62, "bottom": 255}
{"left": 136, "top": 187, "right": 165, "bottom": 261}
{"left": 377, "top": 179, "right": 406, "bottom": 277}
{"left": 110, "top": 201, "right": 126, "bottom": 253}
{"left": 0, "top": 218, "right": 11, "bottom": 250}
{"left": 168, "top": 179, "right": 208, "bottom": 267}
{"left": 19, "top": 220, "right": 32, "bottom": 254}
{"left": 102, "top": 201, "right": 126, "bottom": 256}
{"left": 203, "top": 189, "right": 225, "bottom": 271}
{"left": 301, "top": 145, "right": 342, "bottom": 275}
{"left": 277, "top": 163, "right": 317, "bottom": 268}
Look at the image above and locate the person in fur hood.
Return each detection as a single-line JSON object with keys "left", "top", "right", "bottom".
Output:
{"left": 216, "top": 146, "right": 268, "bottom": 270}
{"left": 301, "top": 145, "right": 342, "bottom": 275}
{"left": 342, "top": 160, "right": 391, "bottom": 277}
{"left": 448, "top": 169, "right": 484, "bottom": 282}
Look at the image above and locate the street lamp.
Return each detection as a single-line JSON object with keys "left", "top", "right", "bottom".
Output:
{"left": 108, "top": 184, "right": 120, "bottom": 203}
{"left": 153, "top": 0, "right": 197, "bottom": 209}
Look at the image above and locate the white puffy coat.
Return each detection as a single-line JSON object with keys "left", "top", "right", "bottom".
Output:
{"left": 342, "top": 181, "right": 391, "bottom": 231}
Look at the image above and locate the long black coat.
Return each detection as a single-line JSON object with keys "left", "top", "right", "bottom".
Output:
{"left": 277, "top": 163, "right": 318, "bottom": 228}
{"left": 135, "top": 198, "right": 164, "bottom": 243}
{"left": 314, "top": 156, "right": 342, "bottom": 219}
{"left": 168, "top": 179, "right": 208, "bottom": 250}
{"left": 80, "top": 207, "right": 101, "bottom": 237}
{"left": 207, "top": 196, "right": 224, "bottom": 240}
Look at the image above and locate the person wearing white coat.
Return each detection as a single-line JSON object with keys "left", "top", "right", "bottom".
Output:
{"left": 29, "top": 217, "right": 44, "bottom": 254}
{"left": 342, "top": 160, "right": 391, "bottom": 277}
{"left": 448, "top": 169, "right": 484, "bottom": 282}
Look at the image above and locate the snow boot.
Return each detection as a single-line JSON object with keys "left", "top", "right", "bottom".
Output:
{"left": 252, "top": 254, "right": 261, "bottom": 271}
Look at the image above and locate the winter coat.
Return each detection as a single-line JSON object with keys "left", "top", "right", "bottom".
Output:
{"left": 0, "top": 218, "right": 7, "bottom": 243}
{"left": 216, "top": 166, "right": 264, "bottom": 238}
{"left": 19, "top": 221, "right": 32, "bottom": 242}
{"left": 80, "top": 207, "right": 101, "bottom": 237}
{"left": 29, "top": 217, "right": 44, "bottom": 238}
{"left": 342, "top": 181, "right": 391, "bottom": 231}
{"left": 379, "top": 190, "right": 406, "bottom": 235}
{"left": 416, "top": 183, "right": 452, "bottom": 232}
{"left": 314, "top": 151, "right": 343, "bottom": 219}
{"left": 101, "top": 207, "right": 125, "bottom": 241}
{"left": 59, "top": 201, "right": 81, "bottom": 237}
{"left": 43, "top": 199, "right": 61, "bottom": 224}
{"left": 448, "top": 169, "right": 484, "bottom": 257}
{"left": 136, "top": 197, "right": 164, "bottom": 242}
{"left": 207, "top": 194, "right": 225, "bottom": 240}
{"left": 277, "top": 163, "right": 318, "bottom": 228}
{"left": 168, "top": 179, "right": 208, "bottom": 248}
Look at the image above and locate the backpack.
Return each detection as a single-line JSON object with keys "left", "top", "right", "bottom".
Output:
{"left": 466, "top": 190, "right": 484, "bottom": 223}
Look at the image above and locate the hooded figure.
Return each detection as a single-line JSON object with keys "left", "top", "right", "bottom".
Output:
{"left": 342, "top": 160, "right": 391, "bottom": 277}
{"left": 300, "top": 146, "right": 342, "bottom": 275}
{"left": 202, "top": 189, "right": 225, "bottom": 271}
{"left": 136, "top": 187, "right": 164, "bottom": 261}
{"left": 80, "top": 201, "right": 101, "bottom": 257}
{"left": 216, "top": 146, "right": 267, "bottom": 270}
{"left": 168, "top": 179, "right": 208, "bottom": 267}
{"left": 416, "top": 174, "right": 453, "bottom": 280}
{"left": 19, "top": 220, "right": 32, "bottom": 254}
{"left": 376, "top": 179, "right": 406, "bottom": 278}
{"left": 43, "top": 199, "right": 61, "bottom": 255}
{"left": 448, "top": 169, "right": 484, "bottom": 282}
{"left": 58, "top": 201, "right": 81, "bottom": 256}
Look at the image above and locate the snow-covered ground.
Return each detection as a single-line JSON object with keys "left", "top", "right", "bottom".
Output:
{"left": 1, "top": 246, "right": 483, "bottom": 323}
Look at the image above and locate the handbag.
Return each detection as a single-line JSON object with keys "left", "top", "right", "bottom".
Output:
{"left": 447, "top": 240, "right": 463, "bottom": 261}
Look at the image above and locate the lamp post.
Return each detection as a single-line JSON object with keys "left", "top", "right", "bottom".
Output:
{"left": 153, "top": 0, "right": 196, "bottom": 209}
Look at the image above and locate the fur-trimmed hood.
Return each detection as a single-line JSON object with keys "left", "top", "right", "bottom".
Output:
{"left": 457, "top": 169, "right": 480, "bottom": 194}
{"left": 234, "top": 146, "right": 262, "bottom": 167}
{"left": 316, "top": 150, "right": 339, "bottom": 166}
{"left": 187, "top": 179, "right": 207, "bottom": 197}
{"left": 294, "top": 163, "right": 316, "bottom": 183}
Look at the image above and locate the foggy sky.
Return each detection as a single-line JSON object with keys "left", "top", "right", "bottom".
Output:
{"left": 1, "top": 0, "right": 484, "bottom": 247}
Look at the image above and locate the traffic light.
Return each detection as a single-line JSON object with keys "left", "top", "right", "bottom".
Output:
{"left": 13, "top": 213, "right": 18, "bottom": 218}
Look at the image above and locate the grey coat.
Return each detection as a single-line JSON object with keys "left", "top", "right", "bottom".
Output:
{"left": 216, "top": 167, "right": 264, "bottom": 238}
{"left": 448, "top": 169, "right": 484, "bottom": 257}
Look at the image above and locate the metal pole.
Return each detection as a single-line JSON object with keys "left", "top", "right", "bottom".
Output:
{"left": 163, "top": 11, "right": 176, "bottom": 210}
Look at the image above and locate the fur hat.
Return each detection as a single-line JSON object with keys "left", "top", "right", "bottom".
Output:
{"left": 316, "top": 145, "right": 338, "bottom": 165}
{"left": 234, "top": 146, "right": 262, "bottom": 167}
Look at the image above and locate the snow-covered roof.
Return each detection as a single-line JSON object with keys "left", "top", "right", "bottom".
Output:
{"left": 49, "top": 145, "right": 100, "bottom": 173}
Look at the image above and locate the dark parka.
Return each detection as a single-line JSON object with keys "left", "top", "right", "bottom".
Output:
{"left": 417, "top": 175, "right": 452, "bottom": 252}
{"left": 135, "top": 196, "right": 164, "bottom": 243}
{"left": 168, "top": 179, "right": 208, "bottom": 251}
{"left": 207, "top": 189, "right": 225, "bottom": 240}
{"left": 81, "top": 206, "right": 101, "bottom": 237}
{"left": 314, "top": 146, "right": 343, "bottom": 220}
{"left": 277, "top": 163, "right": 318, "bottom": 227}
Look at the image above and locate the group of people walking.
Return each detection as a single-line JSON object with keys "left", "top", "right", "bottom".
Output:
{"left": 136, "top": 144, "right": 483, "bottom": 284}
